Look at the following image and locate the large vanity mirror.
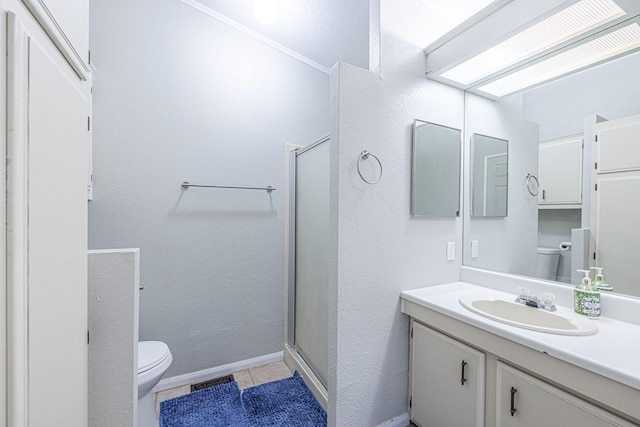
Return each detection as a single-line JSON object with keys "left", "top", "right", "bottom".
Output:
{"left": 462, "top": 49, "right": 640, "bottom": 298}
{"left": 412, "top": 120, "right": 461, "bottom": 218}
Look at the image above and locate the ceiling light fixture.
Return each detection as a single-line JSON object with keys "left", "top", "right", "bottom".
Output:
{"left": 253, "top": 0, "right": 278, "bottom": 24}
{"left": 441, "top": 0, "right": 625, "bottom": 86}
{"left": 476, "top": 23, "right": 640, "bottom": 97}
{"left": 424, "top": 0, "right": 640, "bottom": 98}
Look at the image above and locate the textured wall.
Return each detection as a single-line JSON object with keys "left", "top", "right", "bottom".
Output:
{"left": 328, "top": 1, "right": 466, "bottom": 423}
{"left": 88, "top": 249, "right": 139, "bottom": 427}
{"left": 89, "top": 0, "right": 330, "bottom": 376}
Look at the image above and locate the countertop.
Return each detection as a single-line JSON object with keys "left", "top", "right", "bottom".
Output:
{"left": 400, "top": 282, "right": 640, "bottom": 391}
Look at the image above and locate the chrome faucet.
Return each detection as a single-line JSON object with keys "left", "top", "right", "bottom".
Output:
{"left": 514, "top": 288, "right": 556, "bottom": 312}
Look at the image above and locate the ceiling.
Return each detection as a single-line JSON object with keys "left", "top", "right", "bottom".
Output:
{"left": 193, "top": 0, "right": 371, "bottom": 70}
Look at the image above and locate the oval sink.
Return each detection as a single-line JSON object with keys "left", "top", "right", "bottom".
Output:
{"left": 459, "top": 292, "right": 598, "bottom": 336}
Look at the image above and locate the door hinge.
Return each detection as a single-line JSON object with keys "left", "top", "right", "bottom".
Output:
{"left": 595, "top": 162, "right": 598, "bottom": 170}
{"left": 595, "top": 135, "right": 598, "bottom": 142}
{"left": 409, "top": 397, "right": 412, "bottom": 409}
{"left": 87, "top": 330, "right": 90, "bottom": 344}
{"left": 595, "top": 183, "right": 598, "bottom": 191}
{"left": 88, "top": 116, "right": 91, "bottom": 131}
{"left": 593, "top": 252, "right": 597, "bottom": 260}
{"left": 410, "top": 327, "right": 413, "bottom": 339}
{"left": 88, "top": 49, "right": 91, "bottom": 65}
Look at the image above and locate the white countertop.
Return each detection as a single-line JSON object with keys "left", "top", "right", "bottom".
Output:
{"left": 400, "top": 282, "right": 640, "bottom": 391}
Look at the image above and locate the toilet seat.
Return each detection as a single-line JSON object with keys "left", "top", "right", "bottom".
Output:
{"left": 138, "top": 341, "right": 171, "bottom": 374}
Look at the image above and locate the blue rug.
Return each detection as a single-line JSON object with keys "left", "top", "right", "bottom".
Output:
{"left": 160, "top": 372, "right": 326, "bottom": 427}
{"left": 243, "top": 372, "right": 327, "bottom": 426}
{"left": 160, "top": 381, "right": 248, "bottom": 426}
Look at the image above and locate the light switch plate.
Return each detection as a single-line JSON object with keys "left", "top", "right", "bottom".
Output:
{"left": 471, "top": 240, "right": 479, "bottom": 258}
{"left": 447, "top": 241, "right": 455, "bottom": 261}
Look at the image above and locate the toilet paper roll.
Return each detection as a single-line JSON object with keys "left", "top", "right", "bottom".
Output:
{"left": 559, "top": 241, "right": 572, "bottom": 250}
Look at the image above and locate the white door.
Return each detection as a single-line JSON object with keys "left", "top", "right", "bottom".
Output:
{"left": 6, "top": 11, "right": 89, "bottom": 426}
{"left": 591, "top": 114, "right": 640, "bottom": 296}
{"left": 410, "top": 321, "right": 485, "bottom": 427}
{"left": 484, "top": 153, "right": 508, "bottom": 216}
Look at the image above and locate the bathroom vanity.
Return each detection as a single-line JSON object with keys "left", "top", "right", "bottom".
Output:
{"left": 401, "top": 282, "right": 640, "bottom": 426}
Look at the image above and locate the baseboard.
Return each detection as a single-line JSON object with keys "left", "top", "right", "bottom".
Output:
{"left": 153, "top": 351, "right": 284, "bottom": 392}
{"left": 375, "top": 412, "right": 411, "bottom": 427}
{"left": 283, "top": 344, "right": 328, "bottom": 411}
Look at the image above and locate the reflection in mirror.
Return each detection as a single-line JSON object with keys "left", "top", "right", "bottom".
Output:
{"left": 471, "top": 134, "right": 508, "bottom": 217}
{"left": 462, "top": 49, "right": 640, "bottom": 299}
{"left": 412, "top": 120, "right": 461, "bottom": 217}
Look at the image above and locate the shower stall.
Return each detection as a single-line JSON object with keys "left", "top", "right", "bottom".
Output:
{"left": 285, "top": 135, "right": 330, "bottom": 405}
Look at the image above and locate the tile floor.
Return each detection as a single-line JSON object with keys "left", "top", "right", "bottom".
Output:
{"left": 154, "top": 361, "right": 293, "bottom": 415}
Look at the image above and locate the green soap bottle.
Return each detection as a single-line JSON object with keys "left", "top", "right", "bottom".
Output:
{"left": 574, "top": 270, "right": 600, "bottom": 318}
{"left": 591, "top": 267, "right": 613, "bottom": 292}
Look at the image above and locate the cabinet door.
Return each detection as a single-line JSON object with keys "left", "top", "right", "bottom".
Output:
{"left": 596, "top": 113, "right": 640, "bottom": 173}
{"left": 538, "top": 136, "right": 583, "bottom": 206}
{"left": 6, "top": 11, "right": 89, "bottom": 427}
{"left": 496, "top": 362, "right": 634, "bottom": 427}
{"left": 411, "top": 321, "right": 485, "bottom": 427}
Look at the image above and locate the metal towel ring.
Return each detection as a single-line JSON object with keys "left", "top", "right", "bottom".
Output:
{"left": 526, "top": 173, "right": 540, "bottom": 196}
{"left": 357, "top": 150, "right": 383, "bottom": 185}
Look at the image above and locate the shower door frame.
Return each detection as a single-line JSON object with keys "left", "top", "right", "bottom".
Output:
{"left": 286, "top": 135, "right": 330, "bottom": 401}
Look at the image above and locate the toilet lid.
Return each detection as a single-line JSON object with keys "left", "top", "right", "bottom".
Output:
{"left": 537, "top": 246, "right": 561, "bottom": 255}
{"left": 138, "top": 341, "right": 170, "bottom": 374}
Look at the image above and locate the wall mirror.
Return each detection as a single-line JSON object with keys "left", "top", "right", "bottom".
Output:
{"left": 471, "top": 134, "right": 508, "bottom": 218}
{"left": 412, "top": 120, "right": 461, "bottom": 217}
{"left": 462, "top": 48, "right": 640, "bottom": 299}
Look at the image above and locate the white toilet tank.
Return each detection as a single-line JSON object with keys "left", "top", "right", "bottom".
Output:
{"left": 536, "top": 246, "right": 561, "bottom": 280}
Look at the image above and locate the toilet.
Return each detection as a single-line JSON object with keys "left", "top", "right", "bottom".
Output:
{"left": 138, "top": 341, "right": 173, "bottom": 427}
{"left": 536, "top": 246, "right": 561, "bottom": 281}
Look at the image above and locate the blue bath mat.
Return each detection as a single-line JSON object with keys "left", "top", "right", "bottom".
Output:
{"left": 243, "top": 372, "right": 327, "bottom": 426}
{"left": 159, "top": 371, "right": 326, "bottom": 427}
{"left": 160, "top": 381, "right": 248, "bottom": 427}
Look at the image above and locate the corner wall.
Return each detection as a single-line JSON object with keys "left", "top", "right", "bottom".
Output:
{"left": 88, "top": 0, "right": 330, "bottom": 376}
{"left": 329, "top": 1, "right": 465, "bottom": 423}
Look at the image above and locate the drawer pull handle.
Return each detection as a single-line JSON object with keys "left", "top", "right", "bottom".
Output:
{"left": 510, "top": 387, "right": 517, "bottom": 416}
{"left": 460, "top": 360, "right": 467, "bottom": 385}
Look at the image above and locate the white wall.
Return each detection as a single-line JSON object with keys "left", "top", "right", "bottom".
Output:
{"left": 523, "top": 51, "right": 640, "bottom": 141}
{"left": 88, "top": 0, "right": 330, "bottom": 376}
{"left": 88, "top": 249, "right": 140, "bottom": 427}
{"left": 328, "top": 1, "right": 465, "bottom": 424}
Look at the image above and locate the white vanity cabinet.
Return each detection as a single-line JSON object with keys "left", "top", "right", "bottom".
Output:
{"left": 402, "top": 289, "right": 640, "bottom": 427}
{"left": 496, "top": 362, "right": 633, "bottom": 427}
{"left": 410, "top": 320, "right": 485, "bottom": 427}
{"left": 538, "top": 135, "right": 583, "bottom": 207}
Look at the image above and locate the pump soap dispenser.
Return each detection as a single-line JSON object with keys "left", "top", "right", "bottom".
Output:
{"left": 575, "top": 270, "right": 600, "bottom": 318}
{"left": 591, "top": 267, "right": 613, "bottom": 292}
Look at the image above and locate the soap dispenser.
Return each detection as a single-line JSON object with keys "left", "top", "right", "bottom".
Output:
{"left": 575, "top": 270, "right": 600, "bottom": 318}
{"left": 591, "top": 267, "right": 614, "bottom": 292}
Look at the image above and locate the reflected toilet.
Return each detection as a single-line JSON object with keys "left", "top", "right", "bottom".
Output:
{"left": 536, "top": 247, "right": 561, "bottom": 281}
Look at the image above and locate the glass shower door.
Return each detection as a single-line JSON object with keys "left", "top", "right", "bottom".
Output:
{"left": 289, "top": 137, "right": 329, "bottom": 386}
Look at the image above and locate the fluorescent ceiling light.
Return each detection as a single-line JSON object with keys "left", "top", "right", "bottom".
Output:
{"left": 477, "top": 23, "right": 640, "bottom": 97}
{"left": 441, "top": 0, "right": 625, "bottom": 85}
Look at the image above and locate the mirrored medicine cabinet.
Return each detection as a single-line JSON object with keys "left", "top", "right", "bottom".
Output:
{"left": 411, "top": 120, "right": 461, "bottom": 218}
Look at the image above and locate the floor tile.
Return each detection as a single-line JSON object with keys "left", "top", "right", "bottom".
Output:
{"left": 155, "top": 384, "right": 190, "bottom": 415}
{"left": 233, "top": 369, "right": 254, "bottom": 389}
{"left": 248, "top": 361, "right": 292, "bottom": 386}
